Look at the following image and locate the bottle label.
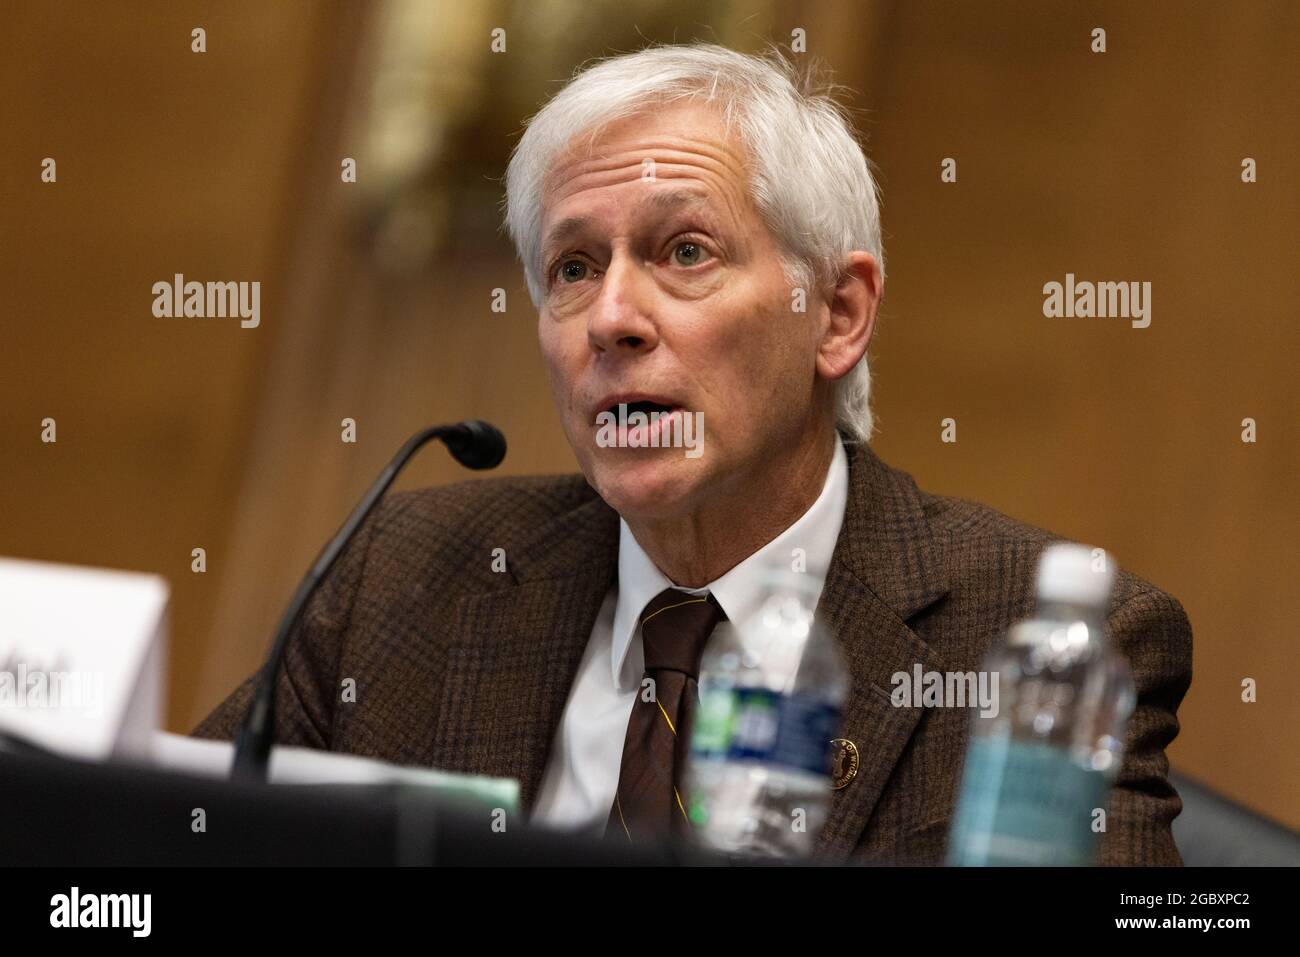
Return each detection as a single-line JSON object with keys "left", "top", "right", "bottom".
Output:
{"left": 691, "top": 686, "right": 839, "bottom": 777}
{"left": 947, "top": 736, "right": 1110, "bottom": 866}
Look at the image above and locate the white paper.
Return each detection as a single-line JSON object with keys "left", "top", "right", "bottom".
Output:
{"left": 0, "top": 557, "right": 168, "bottom": 760}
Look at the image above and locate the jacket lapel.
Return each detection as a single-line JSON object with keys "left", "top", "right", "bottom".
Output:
{"left": 432, "top": 490, "right": 618, "bottom": 811}
{"left": 815, "top": 440, "right": 951, "bottom": 860}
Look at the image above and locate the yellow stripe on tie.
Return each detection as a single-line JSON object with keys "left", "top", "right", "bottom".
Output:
{"left": 655, "top": 698, "right": 678, "bottom": 736}
{"left": 614, "top": 793, "right": 631, "bottom": 840}
{"left": 641, "top": 597, "right": 708, "bottom": 626}
{"left": 674, "top": 787, "right": 689, "bottom": 822}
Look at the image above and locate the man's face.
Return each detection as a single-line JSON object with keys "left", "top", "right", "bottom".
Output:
{"left": 536, "top": 101, "right": 827, "bottom": 521}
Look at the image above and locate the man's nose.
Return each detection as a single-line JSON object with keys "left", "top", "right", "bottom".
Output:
{"left": 586, "top": 256, "right": 658, "bottom": 355}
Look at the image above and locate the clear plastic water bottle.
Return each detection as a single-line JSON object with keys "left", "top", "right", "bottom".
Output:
{"left": 686, "top": 569, "right": 848, "bottom": 857}
{"left": 947, "top": 543, "right": 1136, "bottom": 866}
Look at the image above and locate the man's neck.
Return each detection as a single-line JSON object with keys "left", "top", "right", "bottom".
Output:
{"left": 624, "top": 425, "right": 839, "bottom": 588}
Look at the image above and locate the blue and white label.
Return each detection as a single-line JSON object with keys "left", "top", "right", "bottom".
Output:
{"left": 691, "top": 686, "right": 840, "bottom": 777}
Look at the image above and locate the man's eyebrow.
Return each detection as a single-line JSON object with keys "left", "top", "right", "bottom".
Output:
{"left": 539, "top": 190, "right": 717, "bottom": 264}
{"left": 540, "top": 215, "right": 593, "bottom": 263}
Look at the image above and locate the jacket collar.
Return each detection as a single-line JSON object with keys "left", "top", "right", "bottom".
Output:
{"left": 831, "top": 437, "right": 950, "bottom": 620}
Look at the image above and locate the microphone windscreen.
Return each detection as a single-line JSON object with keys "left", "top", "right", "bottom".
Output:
{"left": 448, "top": 420, "right": 507, "bottom": 470}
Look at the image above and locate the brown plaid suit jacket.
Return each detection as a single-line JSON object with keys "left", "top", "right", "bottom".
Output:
{"left": 192, "top": 438, "right": 1193, "bottom": 865}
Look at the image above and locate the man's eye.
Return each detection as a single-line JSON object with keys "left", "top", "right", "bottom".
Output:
{"left": 557, "top": 259, "right": 588, "bottom": 283}
{"left": 672, "top": 242, "right": 707, "bottom": 267}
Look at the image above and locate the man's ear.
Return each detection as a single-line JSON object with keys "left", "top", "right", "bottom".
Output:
{"left": 817, "top": 251, "right": 882, "bottom": 382}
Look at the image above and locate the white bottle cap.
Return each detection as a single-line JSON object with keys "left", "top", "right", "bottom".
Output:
{"left": 1035, "top": 543, "right": 1115, "bottom": 609}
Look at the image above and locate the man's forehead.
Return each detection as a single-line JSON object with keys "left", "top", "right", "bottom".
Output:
{"left": 540, "top": 186, "right": 725, "bottom": 253}
{"left": 540, "top": 103, "right": 747, "bottom": 210}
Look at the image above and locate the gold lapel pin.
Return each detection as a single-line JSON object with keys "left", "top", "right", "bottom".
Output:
{"left": 830, "top": 738, "right": 860, "bottom": 789}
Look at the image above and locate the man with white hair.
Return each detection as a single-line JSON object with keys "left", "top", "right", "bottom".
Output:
{"left": 195, "top": 44, "right": 1192, "bottom": 865}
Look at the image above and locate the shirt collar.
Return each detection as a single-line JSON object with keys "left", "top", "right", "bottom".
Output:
{"left": 609, "top": 434, "right": 850, "bottom": 688}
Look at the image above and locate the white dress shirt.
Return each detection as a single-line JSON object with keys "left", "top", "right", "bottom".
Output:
{"left": 530, "top": 435, "right": 850, "bottom": 832}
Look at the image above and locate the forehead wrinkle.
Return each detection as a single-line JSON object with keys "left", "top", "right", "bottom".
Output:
{"left": 635, "top": 188, "right": 737, "bottom": 242}
{"left": 540, "top": 186, "right": 734, "bottom": 266}
{"left": 544, "top": 121, "right": 752, "bottom": 200}
{"left": 552, "top": 142, "right": 746, "bottom": 195}
{"left": 546, "top": 189, "right": 708, "bottom": 246}
{"left": 641, "top": 188, "right": 713, "bottom": 214}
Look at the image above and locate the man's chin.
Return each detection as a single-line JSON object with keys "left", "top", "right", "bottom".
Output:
{"left": 586, "top": 451, "right": 707, "bottom": 521}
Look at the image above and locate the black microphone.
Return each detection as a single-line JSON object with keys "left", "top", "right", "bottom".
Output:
{"left": 230, "top": 420, "right": 506, "bottom": 782}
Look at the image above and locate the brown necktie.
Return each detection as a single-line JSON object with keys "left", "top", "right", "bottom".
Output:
{"left": 606, "top": 588, "right": 727, "bottom": 842}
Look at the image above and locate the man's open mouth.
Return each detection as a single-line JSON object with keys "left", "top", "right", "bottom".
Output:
{"left": 604, "top": 399, "right": 675, "bottom": 418}
{"left": 592, "top": 396, "right": 683, "bottom": 424}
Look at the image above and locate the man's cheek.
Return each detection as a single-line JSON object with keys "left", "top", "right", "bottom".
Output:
{"left": 538, "top": 346, "right": 569, "bottom": 406}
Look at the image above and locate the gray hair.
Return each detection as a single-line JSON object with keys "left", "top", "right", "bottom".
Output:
{"left": 503, "top": 43, "right": 884, "bottom": 442}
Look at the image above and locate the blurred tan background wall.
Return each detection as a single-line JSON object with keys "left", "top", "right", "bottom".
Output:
{"left": 2, "top": 1, "right": 1295, "bottom": 826}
